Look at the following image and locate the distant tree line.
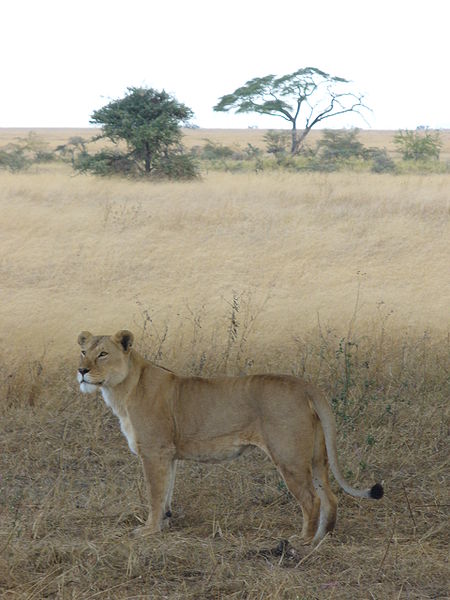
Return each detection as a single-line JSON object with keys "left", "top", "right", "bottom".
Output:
{"left": 0, "top": 72, "right": 447, "bottom": 177}
{"left": 1, "top": 125, "right": 446, "bottom": 176}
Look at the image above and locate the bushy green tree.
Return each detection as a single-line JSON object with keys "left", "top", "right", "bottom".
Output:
{"left": 76, "top": 87, "right": 198, "bottom": 179}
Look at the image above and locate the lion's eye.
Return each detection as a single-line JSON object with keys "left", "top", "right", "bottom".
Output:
{"left": 98, "top": 351, "right": 108, "bottom": 358}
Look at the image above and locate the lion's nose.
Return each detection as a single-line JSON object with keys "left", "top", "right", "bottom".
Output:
{"left": 78, "top": 368, "right": 90, "bottom": 376}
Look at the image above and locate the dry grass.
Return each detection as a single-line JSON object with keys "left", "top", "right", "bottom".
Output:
{"left": 0, "top": 135, "right": 449, "bottom": 598}
{"left": 1, "top": 339, "right": 448, "bottom": 599}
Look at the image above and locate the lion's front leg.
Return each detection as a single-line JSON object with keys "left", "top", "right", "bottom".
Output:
{"left": 135, "top": 453, "right": 175, "bottom": 535}
{"left": 164, "top": 460, "right": 177, "bottom": 518}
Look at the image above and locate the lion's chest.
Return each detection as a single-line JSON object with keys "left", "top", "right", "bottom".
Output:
{"left": 101, "top": 389, "right": 138, "bottom": 455}
{"left": 118, "top": 416, "right": 138, "bottom": 455}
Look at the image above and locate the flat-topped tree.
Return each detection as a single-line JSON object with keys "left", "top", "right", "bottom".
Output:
{"left": 214, "top": 67, "right": 370, "bottom": 155}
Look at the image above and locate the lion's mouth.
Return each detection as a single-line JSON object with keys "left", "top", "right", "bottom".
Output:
{"left": 80, "top": 378, "right": 104, "bottom": 386}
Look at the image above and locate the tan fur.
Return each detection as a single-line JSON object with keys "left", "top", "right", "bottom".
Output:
{"left": 77, "top": 330, "right": 383, "bottom": 543}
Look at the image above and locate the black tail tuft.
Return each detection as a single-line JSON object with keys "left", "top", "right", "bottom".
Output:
{"left": 369, "top": 483, "right": 384, "bottom": 500}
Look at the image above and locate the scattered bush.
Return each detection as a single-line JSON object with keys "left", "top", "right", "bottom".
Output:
{"left": 0, "top": 145, "right": 31, "bottom": 172}
{"left": 0, "top": 132, "right": 55, "bottom": 172}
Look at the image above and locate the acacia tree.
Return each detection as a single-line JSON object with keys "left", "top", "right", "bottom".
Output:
{"left": 77, "top": 87, "right": 197, "bottom": 179}
{"left": 214, "top": 67, "right": 369, "bottom": 154}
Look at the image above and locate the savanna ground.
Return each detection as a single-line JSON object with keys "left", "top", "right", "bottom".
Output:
{"left": 0, "top": 129, "right": 449, "bottom": 599}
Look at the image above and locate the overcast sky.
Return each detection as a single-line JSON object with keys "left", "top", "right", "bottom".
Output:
{"left": 1, "top": 0, "right": 448, "bottom": 130}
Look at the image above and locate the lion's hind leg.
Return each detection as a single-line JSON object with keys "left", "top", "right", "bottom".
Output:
{"left": 277, "top": 461, "right": 320, "bottom": 543}
{"left": 264, "top": 439, "right": 320, "bottom": 544}
{"left": 311, "top": 423, "right": 338, "bottom": 544}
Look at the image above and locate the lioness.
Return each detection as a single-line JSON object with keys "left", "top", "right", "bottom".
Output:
{"left": 77, "top": 330, "right": 383, "bottom": 543}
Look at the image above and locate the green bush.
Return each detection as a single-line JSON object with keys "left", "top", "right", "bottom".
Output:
{"left": 152, "top": 153, "right": 199, "bottom": 180}
{"left": 74, "top": 150, "right": 136, "bottom": 176}
{"left": 317, "top": 129, "right": 366, "bottom": 162}
{"left": 394, "top": 128, "right": 442, "bottom": 161}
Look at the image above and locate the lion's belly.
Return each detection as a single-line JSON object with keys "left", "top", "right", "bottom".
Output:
{"left": 175, "top": 436, "right": 253, "bottom": 463}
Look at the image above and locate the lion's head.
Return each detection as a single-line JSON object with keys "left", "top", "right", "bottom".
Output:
{"left": 77, "top": 330, "right": 134, "bottom": 393}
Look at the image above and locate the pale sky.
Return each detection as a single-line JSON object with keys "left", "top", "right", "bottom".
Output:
{"left": 1, "top": 0, "right": 449, "bottom": 130}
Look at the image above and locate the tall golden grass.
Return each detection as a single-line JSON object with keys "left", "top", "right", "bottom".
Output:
{"left": 1, "top": 164, "right": 448, "bottom": 355}
{"left": 0, "top": 130, "right": 448, "bottom": 598}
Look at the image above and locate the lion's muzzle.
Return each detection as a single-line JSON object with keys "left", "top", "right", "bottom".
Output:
{"left": 77, "top": 369, "right": 103, "bottom": 393}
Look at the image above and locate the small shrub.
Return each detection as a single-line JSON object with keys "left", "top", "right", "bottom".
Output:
{"left": 264, "top": 130, "right": 290, "bottom": 157}
{"left": 242, "top": 143, "right": 262, "bottom": 159}
{"left": 34, "top": 150, "right": 56, "bottom": 163}
{"left": 199, "top": 140, "right": 235, "bottom": 160}
{"left": 367, "top": 148, "right": 396, "bottom": 173}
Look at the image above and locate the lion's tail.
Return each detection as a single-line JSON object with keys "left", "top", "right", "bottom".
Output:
{"left": 310, "top": 387, "right": 384, "bottom": 500}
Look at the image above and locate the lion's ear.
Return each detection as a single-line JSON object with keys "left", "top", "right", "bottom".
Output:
{"left": 113, "top": 330, "right": 134, "bottom": 352}
{"left": 78, "top": 331, "right": 93, "bottom": 347}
